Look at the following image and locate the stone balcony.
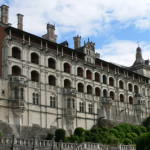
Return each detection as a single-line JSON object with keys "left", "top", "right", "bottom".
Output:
{"left": 65, "top": 109, "right": 76, "bottom": 117}
{"left": 9, "top": 75, "right": 27, "bottom": 86}
{"left": 101, "top": 97, "right": 113, "bottom": 109}
{"left": 63, "top": 88, "right": 76, "bottom": 96}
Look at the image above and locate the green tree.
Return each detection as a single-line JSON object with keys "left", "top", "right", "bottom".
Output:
{"left": 74, "top": 127, "right": 84, "bottom": 137}
{"left": 55, "top": 129, "right": 66, "bottom": 142}
{"left": 68, "top": 135, "right": 79, "bottom": 143}
{"left": 46, "top": 133, "right": 54, "bottom": 140}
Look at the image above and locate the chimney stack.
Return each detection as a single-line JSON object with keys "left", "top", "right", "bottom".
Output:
{"left": 17, "top": 13, "right": 24, "bottom": 30}
{"left": 0, "top": 5, "right": 9, "bottom": 24}
{"left": 73, "top": 35, "right": 81, "bottom": 49}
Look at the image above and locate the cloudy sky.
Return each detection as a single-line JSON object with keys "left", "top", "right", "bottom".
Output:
{"left": 1, "top": 0, "right": 150, "bottom": 66}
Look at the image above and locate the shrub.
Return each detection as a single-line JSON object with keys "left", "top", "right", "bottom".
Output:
{"left": 91, "top": 133, "right": 100, "bottom": 143}
{"left": 84, "top": 135, "right": 91, "bottom": 142}
{"left": 90, "top": 128, "right": 99, "bottom": 134}
{"left": 55, "top": 129, "right": 66, "bottom": 142}
{"left": 46, "top": 133, "right": 54, "bottom": 140}
{"left": 110, "top": 129, "right": 118, "bottom": 135}
{"left": 74, "top": 127, "right": 84, "bottom": 137}
{"left": 139, "top": 126, "right": 147, "bottom": 133}
{"left": 102, "top": 127, "right": 109, "bottom": 132}
{"left": 68, "top": 135, "right": 79, "bottom": 143}
{"left": 123, "top": 138, "right": 132, "bottom": 145}
{"left": 143, "top": 116, "right": 150, "bottom": 129}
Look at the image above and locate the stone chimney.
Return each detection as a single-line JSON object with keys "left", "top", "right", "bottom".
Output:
{"left": 73, "top": 35, "right": 81, "bottom": 49}
{"left": 17, "top": 13, "right": 24, "bottom": 30}
{"left": 47, "top": 23, "right": 57, "bottom": 42}
{"left": 0, "top": 4, "right": 9, "bottom": 24}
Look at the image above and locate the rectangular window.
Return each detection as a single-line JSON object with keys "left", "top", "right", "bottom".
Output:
{"left": 1, "top": 90, "right": 5, "bottom": 96}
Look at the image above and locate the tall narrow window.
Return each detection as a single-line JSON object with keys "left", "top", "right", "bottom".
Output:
{"left": 77, "top": 67, "right": 83, "bottom": 77}
{"left": 87, "top": 85, "right": 92, "bottom": 94}
{"left": 78, "top": 83, "right": 84, "bottom": 93}
{"left": 48, "top": 58, "right": 55, "bottom": 69}
{"left": 103, "top": 75, "right": 107, "bottom": 84}
{"left": 50, "top": 96, "right": 56, "bottom": 108}
{"left": 95, "top": 87, "right": 100, "bottom": 96}
{"left": 64, "top": 79, "right": 71, "bottom": 88}
{"left": 12, "top": 47, "right": 21, "bottom": 59}
{"left": 86, "top": 70, "right": 92, "bottom": 80}
{"left": 134, "top": 85, "right": 138, "bottom": 94}
{"left": 109, "top": 77, "right": 114, "bottom": 86}
{"left": 12, "top": 66, "right": 21, "bottom": 76}
{"left": 49, "top": 75, "right": 56, "bottom": 86}
{"left": 64, "top": 63, "right": 71, "bottom": 73}
{"left": 88, "top": 104, "right": 93, "bottom": 114}
{"left": 128, "top": 83, "right": 132, "bottom": 92}
{"left": 31, "top": 71, "right": 39, "bottom": 82}
{"left": 14, "top": 87, "right": 19, "bottom": 99}
{"left": 67, "top": 98, "right": 71, "bottom": 109}
{"left": 110, "top": 91, "right": 115, "bottom": 100}
{"left": 20, "top": 88, "right": 24, "bottom": 100}
{"left": 103, "top": 89, "right": 107, "bottom": 97}
{"left": 31, "top": 53, "right": 39, "bottom": 64}
{"left": 119, "top": 80, "right": 124, "bottom": 89}
{"left": 129, "top": 96, "right": 133, "bottom": 105}
{"left": 79, "top": 102, "right": 84, "bottom": 112}
{"left": 33, "top": 93, "right": 39, "bottom": 105}
{"left": 95, "top": 72, "right": 100, "bottom": 82}
{"left": 72, "top": 99, "right": 75, "bottom": 109}
{"left": 120, "top": 94, "right": 124, "bottom": 102}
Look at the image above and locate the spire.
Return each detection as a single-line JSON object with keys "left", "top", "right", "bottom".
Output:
{"left": 135, "top": 46, "right": 144, "bottom": 64}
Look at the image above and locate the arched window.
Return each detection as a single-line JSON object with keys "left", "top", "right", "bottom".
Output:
{"left": 119, "top": 80, "right": 124, "bottom": 89}
{"left": 31, "top": 53, "right": 39, "bottom": 64}
{"left": 48, "top": 58, "right": 55, "bottom": 69}
{"left": 77, "top": 67, "right": 83, "bottom": 77}
{"left": 12, "top": 47, "right": 21, "bottom": 59}
{"left": 110, "top": 91, "right": 115, "bottom": 100}
{"left": 64, "top": 79, "right": 71, "bottom": 88}
{"left": 78, "top": 83, "right": 84, "bottom": 93}
{"left": 31, "top": 71, "right": 39, "bottom": 82}
{"left": 120, "top": 94, "right": 124, "bottom": 102}
{"left": 103, "top": 75, "right": 107, "bottom": 84}
{"left": 50, "top": 96, "right": 56, "bottom": 108}
{"left": 103, "top": 89, "right": 107, "bottom": 97}
{"left": 128, "top": 83, "right": 132, "bottom": 92}
{"left": 87, "top": 85, "right": 92, "bottom": 94}
{"left": 79, "top": 102, "right": 84, "bottom": 112}
{"left": 12, "top": 66, "right": 21, "bottom": 76}
{"left": 129, "top": 96, "right": 133, "bottom": 105}
{"left": 109, "top": 77, "right": 114, "bottom": 86}
{"left": 95, "top": 87, "right": 101, "bottom": 96}
{"left": 95, "top": 72, "right": 100, "bottom": 82}
{"left": 64, "top": 63, "right": 71, "bottom": 73}
{"left": 67, "top": 98, "right": 71, "bottom": 109}
{"left": 86, "top": 70, "right": 92, "bottom": 80}
{"left": 134, "top": 85, "right": 138, "bottom": 94}
{"left": 48, "top": 75, "right": 56, "bottom": 86}
{"left": 33, "top": 93, "right": 39, "bottom": 105}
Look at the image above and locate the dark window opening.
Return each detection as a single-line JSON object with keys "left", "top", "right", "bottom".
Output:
{"left": 31, "top": 53, "right": 39, "bottom": 64}
{"left": 95, "top": 87, "right": 100, "bottom": 96}
{"left": 78, "top": 83, "right": 84, "bottom": 93}
{"left": 109, "top": 77, "right": 114, "bottom": 86}
{"left": 95, "top": 72, "right": 100, "bottom": 82}
{"left": 12, "top": 66, "right": 21, "bottom": 76}
{"left": 119, "top": 80, "right": 124, "bottom": 89}
{"left": 129, "top": 96, "right": 133, "bottom": 105}
{"left": 77, "top": 67, "right": 83, "bottom": 77}
{"left": 128, "top": 84, "right": 132, "bottom": 92}
{"left": 134, "top": 85, "right": 138, "bottom": 94}
{"left": 120, "top": 94, "right": 124, "bottom": 102}
{"left": 110, "top": 91, "right": 115, "bottom": 100}
{"left": 87, "top": 85, "right": 92, "bottom": 94}
{"left": 103, "top": 75, "right": 107, "bottom": 84}
{"left": 86, "top": 70, "right": 92, "bottom": 80}
{"left": 48, "top": 58, "right": 55, "bottom": 69}
{"left": 49, "top": 75, "right": 56, "bottom": 86}
{"left": 103, "top": 89, "right": 107, "bottom": 97}
{"left": 31, "top": 71, "right": 39, "bottom": 82}
{"left": 64, "top": 79, "right": 71, "bottom": 88}
{"left": 12, "top": 47, "right": 21, "bottom": 59}
{"left": 64, "top": 63, "right": 71, "bottom": 73}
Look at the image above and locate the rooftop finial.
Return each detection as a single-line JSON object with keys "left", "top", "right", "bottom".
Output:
{"left": 137, "top": 41, "right": 139, "bottom": 47}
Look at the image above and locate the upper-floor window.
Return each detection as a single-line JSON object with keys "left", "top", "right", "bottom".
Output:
{"left": 77, "top": 67, "right": 83, "bottom": 77}
{"left": 20, "top": 88, "right": 24, "bottom": 100}
{"left": 48, "top": 58, "right": 55, "bottom": 69}
{"left": 12, "top": 66, "right": 21, "bottom": 76}
{"left": 50, "top": 96, "right": 56, "bottom": 108}
{"left": 129, "top": 96, "right": 133, "bottom": 105}
{"left": 87, "top": 85, "right": 92, "bottom": 94}
{"left": 14, "top": 87, "right": 19, "bottom": 99}
{"left": 110, "top": 91, "right": 115, "bottom": 100}
{"left": 31, "top": 71, "right": 39, "bottom": 82}
{"left": 86, "top": 70, "right": 92, "bottom": 80}
{"left": 128, "top": 83, "right": 132, "bottom": 92}
{"left": 64, "top": 63, "right": 71, "bottom": 73}
{"left": 67, "top": 98, "right": 75, "bottom": 109}
{"left": 95, "top": 72, "right": 100, "bottom": 82}
{"left": 134, "top": 85, "right": 139, "bottom": 94}
{"left": 88, "top": 103, "right": 93, "bottom": 114}
{"left": 64, "top": 79, "right": 71, "bottom": 88}
{"left": 103, "top": 75, "right": 107, "bottom": 84}
{"left": 12, "top": 47, "right": 21, "bottom": 59}
{"left": 49, "top": 75, "right": 56, "bottom": 86}
{"left": 14, "top": 87, "right": 24, "bottom": 100}
{"left": 109, "top": 77, "right": 114, "bottom": 86}
{"left": 95, "top": 87, "right": 101, "bottom": 96}
{"left": 33, "top": 93, "right": 39, "bottom": 105}
{"left": 119, "top": 80, "right": 124, "bottom": 89}
{"left": 120, "top": 94, "right": 124, "bottom": 102}
{"left": 78, "top": 83, "right": 84, "bottom": 93}
{"left": 31, "top": 53, "right": 39, "bottom": 64}
{"left": 79, "top": 102, "right": 84, "bottom": 112}
{"left": 103, "top": 89, "right": 107, "bottom": 97}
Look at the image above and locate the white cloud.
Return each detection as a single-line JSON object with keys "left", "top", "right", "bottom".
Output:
{"left": 97, "top": 40, "right": 150, "bottom": 66}
{"left": 1, "top": 0, "right": 150, "bottom": 38}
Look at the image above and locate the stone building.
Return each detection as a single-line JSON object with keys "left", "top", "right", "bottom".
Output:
{"left": 0, "top": 4, "right": 150, "bottom": 136}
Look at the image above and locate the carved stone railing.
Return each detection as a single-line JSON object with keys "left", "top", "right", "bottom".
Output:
{"left": 0, "top": 135, "right": 136, "bottom": 150}
{"left": 65, "top": 109, "right": 76, "bottom": 116}
{"left": 9, "top": 75, "right": 27, "bottom": 86}
{"left": 63, "top": 88, "right": 76, "bottom": 96}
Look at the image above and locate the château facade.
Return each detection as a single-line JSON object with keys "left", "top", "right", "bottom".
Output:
{"left": 0, "top": 4, "right": 150, "bottom": 136}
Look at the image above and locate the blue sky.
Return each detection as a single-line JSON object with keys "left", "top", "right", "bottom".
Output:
{"left": 1, "top": 0, "right": 150, "bottom": 66}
